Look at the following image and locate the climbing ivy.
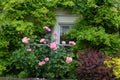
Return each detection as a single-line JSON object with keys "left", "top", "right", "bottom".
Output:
{"left": 0, "top": 0, "right": 75, "bottom": 77}
{"left": 69, "top": 0, "right": 120, "bottom": 54}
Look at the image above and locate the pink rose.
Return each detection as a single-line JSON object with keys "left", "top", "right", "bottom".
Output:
{"left": 55, "top": 41, "right": 58, "bottom": 44}
{"left": 40, "top": 38, "right": 46, "bottom": 43}
{"left": 62, "top": 41, "right": 66, "bottom": 45}
{"left": 55, "top": 38, "right": 58, "bottom": 40}
{"left": 69, "top": 41, "right": 76, "bottom": 45}
{"left": 43, "top": 26, "right": 51, "bottom": 32}
{"left": 53, "top": 32, "right": 58, "bottom": 36}
{"left": 44, "top": 57, "right": 49, "bottom": 62}
{"left": 22, "top": 37, "right": 30, "bottom": 44}
{"left": 38, "top": 61, "right": 46, "bottom": 66}
{"left": 66, "top": 57, "right": 72, "bottom": 64}
{"left": 49, "top": 42, "right": 58, "bottom": 50}
{"left": 18, "top": 32, "right": 21, "bottom": 35}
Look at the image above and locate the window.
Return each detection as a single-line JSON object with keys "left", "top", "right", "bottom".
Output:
{"left": 60, "top": 24, "right": 73, "bottom": 44}
{"left": 52, "top": 9, "right": 78, "bottom": 44}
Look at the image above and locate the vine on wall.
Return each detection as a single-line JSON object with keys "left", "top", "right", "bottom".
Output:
{"left": 0, "top": 0, "right": 75, "bottom": 77}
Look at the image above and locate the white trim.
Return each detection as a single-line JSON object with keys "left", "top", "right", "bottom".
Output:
{"left": 52, "top": 9, "right": 78, "bottom": 44}
{"left": 59, "top": 24, "right": 73, "bottom": 43}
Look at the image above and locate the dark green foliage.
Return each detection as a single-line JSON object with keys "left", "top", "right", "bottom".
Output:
{"left": 10, "top": 38, "right": 77, "bottom": 79}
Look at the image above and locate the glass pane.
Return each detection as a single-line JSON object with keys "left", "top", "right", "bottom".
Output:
{"left": 60, "top": 25, "right": 73, "bottom": 44}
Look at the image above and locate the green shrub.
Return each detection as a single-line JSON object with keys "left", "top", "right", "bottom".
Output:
{"left": 10, "top": 27, "right": 77, "bottom": 79}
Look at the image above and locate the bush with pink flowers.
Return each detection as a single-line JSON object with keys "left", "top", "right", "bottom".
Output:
{"left": 10, "top": 26, "right": 77, "bottom": 79}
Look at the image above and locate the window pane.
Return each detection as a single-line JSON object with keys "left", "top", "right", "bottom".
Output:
{"left": 60, "top": 25, "right": 73, "bottom": 44}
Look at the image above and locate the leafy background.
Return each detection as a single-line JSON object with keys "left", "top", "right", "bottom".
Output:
{"left": 0, "top": 0, "right": 120, "bottom": 79}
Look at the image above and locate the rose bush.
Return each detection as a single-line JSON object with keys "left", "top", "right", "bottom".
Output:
{"left": 10, "top": 26, "right": 77, "bottom": 79}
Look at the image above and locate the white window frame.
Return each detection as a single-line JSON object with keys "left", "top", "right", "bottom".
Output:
{"left": 59, "top": 24, "right": 73, "bottom": 43}
{"left": 52, "top": 9, "right": 78, "bottom": 44}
